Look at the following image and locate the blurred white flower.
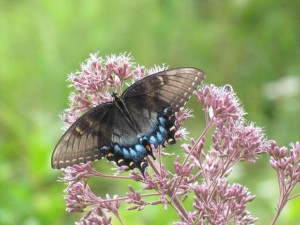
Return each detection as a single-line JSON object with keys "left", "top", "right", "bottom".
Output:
{"left": 263, "top": 75, "right": 300, "bottom": 100}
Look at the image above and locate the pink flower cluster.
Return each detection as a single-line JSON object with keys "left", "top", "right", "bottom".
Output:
{"left": 269, "top": 141, "right": 300, "bottom": 224}
{"left": 57, "top": 53, "right": 300, "bottom": 225}
{"left": 60, "top": 53, "right": 148, "bottom": 128}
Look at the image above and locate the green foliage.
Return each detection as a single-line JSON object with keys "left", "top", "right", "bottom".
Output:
{"left": 1, "top": 0, "right": 299, "bottom": 224}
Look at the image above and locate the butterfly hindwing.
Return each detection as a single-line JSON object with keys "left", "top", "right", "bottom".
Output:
{"left": 104, "top": 67, "right": 205, "bottom": 171}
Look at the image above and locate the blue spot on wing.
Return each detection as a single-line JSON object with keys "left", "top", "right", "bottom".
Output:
{"left": 135, "top": 144, "right": 146, "bottom": 154}
{"left": 156, "top": 131, "right": 164, "bottom": 143}
{"left": 122, "top": 148, "right": 131, "bottom": 159}
{"left": 159, "top": 125, "right": 168, "bottom": 136}
{"left": 149, "top": 135, "right": 158, "bottom": 147}
{"left": 164, "top": 107, "right": 172, "bottom": 115}
{"left": 129, "top": 148, "right": 137, "bottom": 159}
{"left": 113, "top": 145, "right": 122, "bottom": 155}
{"left": 159, "top": 116, "right": 167, "bottom": 126}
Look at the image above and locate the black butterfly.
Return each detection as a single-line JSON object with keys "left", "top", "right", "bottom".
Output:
{"left": 51, "top": 67, "right": 205, "bottom": 174}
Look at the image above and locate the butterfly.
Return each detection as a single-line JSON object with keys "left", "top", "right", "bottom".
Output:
{"left": 51, "top": 67, "right": 205, "bottom": 174}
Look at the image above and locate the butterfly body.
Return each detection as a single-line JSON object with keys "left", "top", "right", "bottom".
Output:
{"left": 112, "top": 93, "right": 140, "bottom": 133}
{"left": 52, "top": 67, "right": 205, "bottom": 174}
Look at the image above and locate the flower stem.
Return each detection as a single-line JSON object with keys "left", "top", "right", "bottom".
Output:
{"left": 271, "top": 192, "right": 289, "bottom": 225}
{"left": 169, "top": 191, "right": 190, "bottom": 221}
{"left": 171, "top": 119, "right": 214, "bottom": 200}
{"left": 148, "top": 156, "right": 190, "bottom": 220}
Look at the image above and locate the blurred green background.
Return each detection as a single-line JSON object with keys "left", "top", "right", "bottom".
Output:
{"left": 1, "top": 0, "right": 300, "bottom": 224}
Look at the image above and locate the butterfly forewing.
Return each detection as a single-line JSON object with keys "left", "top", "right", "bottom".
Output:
{"left": 123, "top": 67, "right": 205, "bottom": 112}
{"left": 51, "top": 103, "right": 114, "bottom": 169}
